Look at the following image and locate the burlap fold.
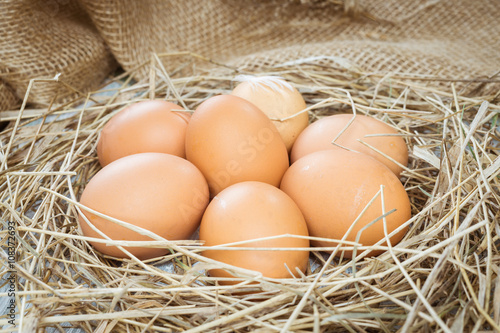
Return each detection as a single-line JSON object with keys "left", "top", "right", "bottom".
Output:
{"left": 0, "top": 80, "right": 19, "bottom": 113}
{"left": 79, "top": 0, "right": 500, "bottom": 87}
{"left": 1, "top": 0, "right": 499, "bottom": 113}
{"left": 0, "top": 0, "right": 116, "bottom": 113}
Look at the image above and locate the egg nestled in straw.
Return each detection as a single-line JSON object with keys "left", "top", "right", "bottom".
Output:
{"left": 78, "top": 153, "right": 209, "bottom": 260}
{"left": 199, "top": 181, "right": 310, "bottom": 283}
{"left": 231, "top": 75, "right": 309, "bottom": 152}
{"left": 281, "top": 149, "right": 411, "bottom": 258}
{"left": 290, "top": 113, "right": 408, "bottom": 177}
{"left": 97, "top": 100, "right": 190, "bottom": 167}
{"left": 185, "top": 95, "right": 289, "bottom": 196}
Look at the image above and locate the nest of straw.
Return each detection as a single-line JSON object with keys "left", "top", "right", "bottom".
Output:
{"left": 1, "top": 53, "right": 499, "bottom": 333}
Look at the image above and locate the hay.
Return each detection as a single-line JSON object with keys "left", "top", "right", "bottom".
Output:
{"left": 1, "top": 53, "right": 499, "bottom": 333}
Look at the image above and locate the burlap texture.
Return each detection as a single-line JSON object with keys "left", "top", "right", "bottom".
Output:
{"left": 1, "top": 0, "right": 499, "bottom": 113}
{"left": 79, "top": 0, "right": 500, "bottom": 86}
{"left": 0, "top": 80, "right": 18, "bottom": 112}
{"left": 0, "top": 0, "right": 116, "bottom": 113}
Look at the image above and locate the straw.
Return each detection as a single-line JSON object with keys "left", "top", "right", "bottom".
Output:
{"left": 0, "top": 52, "right": 499, "bottom": 332}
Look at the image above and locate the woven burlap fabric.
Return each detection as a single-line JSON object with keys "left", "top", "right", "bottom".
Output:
{"left": 79, "top": 0, "right": 500, "bottom": 92}
{"left": 1, "top": 0, "right": 499, "bottom": 114}
{"left": 0, "top": 0, "right": 116, "bottom": 113}
{"left": 0, "top": 80, "right": 19, "bottom": 112}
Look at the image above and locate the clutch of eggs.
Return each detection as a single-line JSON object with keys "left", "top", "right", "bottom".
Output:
{"left": 79, "top": 80, "right": 412, "bottom": 270}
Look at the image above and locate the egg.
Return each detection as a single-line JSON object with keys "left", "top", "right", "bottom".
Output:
{"left": 78, "top": 153, "right": 209, "bottom": 260}
{"left": 97, "top": 100, "right": 190, "bottom": 167}
{"left": 231, "top": 76, "right": 309, "bottom": 152}
{"left": 199, "top": 181, "right": 310, "bottom": 282}
{"left": 290, "top": 113, "right": 408, "bottom": 177}
{"left": 280, "top": 149, "right": 411, "bottom": 258}
{"left": 185, "top": 94, "right": 289, "bottom": 196}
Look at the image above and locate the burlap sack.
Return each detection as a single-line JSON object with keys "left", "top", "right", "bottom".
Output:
{"left": 0, "top": 80, "right": 18, "bottom": 113}
{"left": 0, "top": 0, "right": 116, "bottom": 113}
{"left": 79, "top": 0, "right": 500, "bottom": 92}
{"left": 1, "top": 0, "right": 499, "bottom": 113}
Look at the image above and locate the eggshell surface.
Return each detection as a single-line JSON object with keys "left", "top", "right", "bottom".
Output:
{"left": 231, "top": 76, "right": 309, "bottom": 152}
{"left": 185, "top": 95, "right": 289, "bottom": 196}
{"left": 79, "top": 153, "right": 209, "bottom": 259}
{"left": 280, "top": 149, "right": 411, "bottom": 258}
{"left": 199, "top": 181, "right": 310, "bottom": 282}
{"left": 97, "top": 100, "right": 190, "bottom": 167}
{"left": 290, "top": 114, "right": 408, "bottom": 176}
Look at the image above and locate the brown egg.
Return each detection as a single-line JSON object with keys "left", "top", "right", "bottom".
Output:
{"left": 231, "top": 76, "right": 309, "bottom": 152}
{"left": 185, "top": 95, "right": 289, "bottom": 196}
{"left": 280, "top": 149, "right": 411, "bottom": 258}
{"left": 199, "top": 181, "right": 310, "bottom": 282}
{"left": 79, "top": 153, "right": 209, "bottom": 260}
{"left": 97, "top": 100, "right": 190, "bottom": 167}
{"left": 290, "top": 114, "right": 408, "bottom": 177}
